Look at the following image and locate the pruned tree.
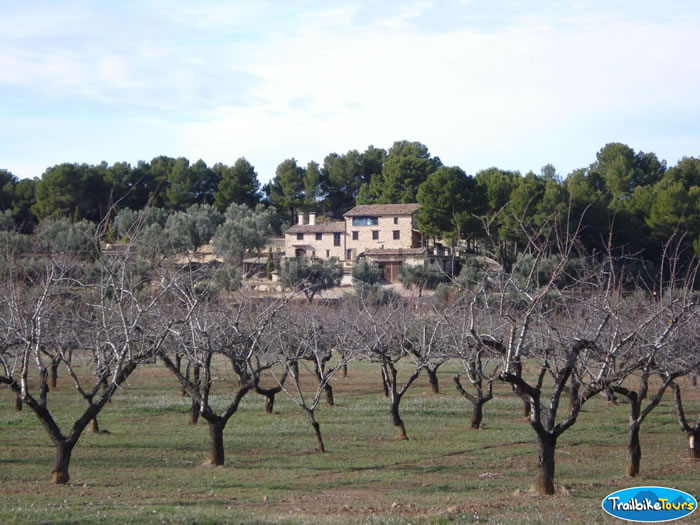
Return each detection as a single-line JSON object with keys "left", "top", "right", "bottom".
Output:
{"left": 612, "top": 363, "right": 683, "bottom": 477}
{"left": 254, "top": 367, "right": 288, "bottom": 415}
{"left": 598, "top": 235, "right": 699, "bottom": 477}
{"left": 157, "top": 272, "right": 291, "bottom": 466}
{"left": 268, "top": 305, "right": 351, "bottom": 451}
{"left": 353, "top": 298, "right": 448, "bottom": 440}
{"left": 0, "top": 224, "right": 179, "bottom": 484}
{"left": 446, "top": 297, "right": 501, "bottom": 429}
{"left": 466, "top": 211, "right": 629, "bottom": 494}
{"left": 493, "top": 243, "right": 696, "bottom": 493}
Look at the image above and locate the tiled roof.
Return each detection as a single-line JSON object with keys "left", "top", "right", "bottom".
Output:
{"left": 286, "top": 222, "right": 346, "bottom": 233}
{"left": 344, "top": 203, "right": 420, "bottom": 217}
{"left": 363, "top": 248, "right": 426, "bottom": 256}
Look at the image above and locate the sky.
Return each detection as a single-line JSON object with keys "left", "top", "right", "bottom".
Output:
{"left": 1, "top": 0, "right": 699, "bottom": 184}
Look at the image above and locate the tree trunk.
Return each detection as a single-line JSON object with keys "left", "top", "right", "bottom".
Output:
{"left": 535, "top": 433, "right": 557, "bottom": 495}
{"left": 568, "top": 382, "right": 579, "bottom": 413}
{"left": 603, "top": 389, "right": 618, "bottom": 406}
{"left": 381, "top": 371, "right": 389, "bottom": 398}
{"left": 207, "top": 421, "right": 225, "bottom": 466}
{"left": 471, "top": 400, "right": 484, "bottom": 429}
{"left": 182, "top": 361, "right": 190, "bottom": 397}
{"left": 263, "top": 393, "right": 275, "bottom": 414}
{"left": 256, "top": 384, "right": 282, "bottom": 415}
{"left": 175, "top": 354, "right": 182, "bottom": 374}
{"left": 390, "top": 399, "right": 408, "bottom": 440}
{"left": 51, "top": 440, "right": 75, "bottom": 484}
{"left": 14, "top": 392, "right": 22, "bottom": 412}
{"left": 290, "top": 362, "right": 300, "bottom": 388}
{"left": 39, "top": 368, "right": 49, "bottom": 408}
{"left": 89, "top": 417, "right": 100, "bottom": 434}
{"left": 190, "top": 399, "right": 200, "bottom": 425}
{"left": 627, "top": 424, "right": 642, "bottom": 477}
{"left": 50, "top": 361, "right": 59, "bottom": 388}
{"left": 324, "top": 383, "right": 335, "bottom": 407}
{"left": 427, "top": 368, "right": 439, "bottom": 394}
{"left": 103, "top": 376, "right": 112, "bottom": 404}
{"left": 308, "top": 412, "right": 325, "bottom": 452}
{"left": 688, "top": 430, "right": 699, "bottom": 460}
{"left": 626, "top": 395, "right": 642, "bottom": 477}
{"left": 342, "top": 363, "right": 348, "bottom": 378}
{"left": 521, "top": 395, "right": 531, "bottom": 418}
{"left": 193, "top": 364, "right": 200, "bottom": 392}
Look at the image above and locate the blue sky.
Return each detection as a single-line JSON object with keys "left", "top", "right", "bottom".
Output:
{"left": 1, "top": 0, "right": 699, "bottom": 183}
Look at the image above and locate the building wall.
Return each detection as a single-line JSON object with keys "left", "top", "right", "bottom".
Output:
{"left": 344, "top": 214, "right": 415, "bottom": 257}
{"left": 284, "top": 231, "right": 345, "bottom": 259}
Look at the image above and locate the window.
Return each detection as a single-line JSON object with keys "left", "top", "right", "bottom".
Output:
{"left": 393, "top": 230, "right": 400, "bottom": 240}
{"left": 296, "top": 233, "right": 304, "bottom": 240}
{"left": 352, "top": 216, "right": 378, "bottom": 226}
{"left": 394, "top": 217, "right": 398, "bottom": 224}
{"left": 347, "top": 249, "right": 352, "bottom": 260}
{"left": 372, "top": 230, "right": 379, "bottom": 240}
{"left": 334, "top": 232, "right": 341, "bottom": 246}
{"left": 326, "top": 250, "right": 330, "bottom": 257}
{"left": 315, "top": 233, "right": 323, "bottom": 241}
{"left": 352, "top": 231, "right": 358, "bottom": 240}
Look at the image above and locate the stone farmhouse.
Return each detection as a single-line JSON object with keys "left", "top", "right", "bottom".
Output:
{"left": 284, "top": 203, "right": 453, "bottom": 282}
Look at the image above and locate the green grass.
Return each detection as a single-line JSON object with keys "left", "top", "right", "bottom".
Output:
{"left": 0, "top": 361, "right": 698, "bottom": 524}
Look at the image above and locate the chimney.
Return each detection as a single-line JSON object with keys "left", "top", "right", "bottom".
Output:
{"left": 309, "top": 212, "right": 316, "bottom": 226}
{"left": 297, "top": 213, "right": 304, "bottom": 225}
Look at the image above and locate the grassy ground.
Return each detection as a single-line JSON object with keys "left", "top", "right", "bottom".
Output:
{"left": 0, "top": 361, "right": 697, "bottom": 524}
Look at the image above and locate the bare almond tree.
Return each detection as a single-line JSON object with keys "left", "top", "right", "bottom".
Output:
{"left": 157, "top": 270, "right": 291, "bottom": 466}
{"left": 254, "top": 367, "right": 288, "bottom": 415}
{"left": 452, "top": 318, "right": 500, "bottom": 428}
{"left": 0, "top": 228, "right": 178, "bottom": 484}
{"left": 268, "top": 304, "right": 351, "bottom": 452}
{"left": 439, "top": 290, "right": 502, "bottom": 430}
{"left": 352, "top": 297, "right": 449, "bottom": 440}
{"left": 604, "top": 239, "right": 699, "bottom": 477}
{"left": 494, "top": 249, "right": 697, "bottom": 493}
{"left": 466, "top": 216, "right": 614, "bottom": 493}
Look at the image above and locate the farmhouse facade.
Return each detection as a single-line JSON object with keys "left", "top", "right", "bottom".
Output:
{"left": 284, "top": 203, "right": 451, "bottom": 281}
{"left": 284, "top": 212, "right": 346, "bottom": 259}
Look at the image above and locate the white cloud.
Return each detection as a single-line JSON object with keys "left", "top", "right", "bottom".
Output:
{"left": 168, "top": 3, "right": 700, "bottom": 179}
{"left": 1, "top": 1, "right": 699, "bottom": 180}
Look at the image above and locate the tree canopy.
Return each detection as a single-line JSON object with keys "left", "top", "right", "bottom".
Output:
{"left": 1, "top": 140, "right": 697, "bottom": 270}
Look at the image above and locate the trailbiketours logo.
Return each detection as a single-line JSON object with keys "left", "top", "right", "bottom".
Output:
{"left": 602, "top": 486, "right": 696, "bottom": 522}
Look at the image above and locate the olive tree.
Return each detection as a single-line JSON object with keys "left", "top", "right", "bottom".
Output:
{"left": 397, "top": 263, "right": 447, "bottom": 297}
{"left": 281, "top": 257, "right": 343, "bottom": 303}
{"left": 164, "top": 204, "right": 223, "bottom": 254}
